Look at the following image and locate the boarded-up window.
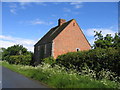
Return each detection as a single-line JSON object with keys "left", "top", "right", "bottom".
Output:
{"left": 44, "top": 44, "right": 46, "bottom": 54}
{"left": 38, "top": 46, "right": 40, "bottom": 51}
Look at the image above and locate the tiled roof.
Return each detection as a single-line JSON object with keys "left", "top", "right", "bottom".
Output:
{"left": 35, "top": 19, "right": 73, "bottom": 46}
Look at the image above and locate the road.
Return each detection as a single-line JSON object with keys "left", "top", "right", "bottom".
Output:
{"left": 2, "top": 66, "right": 48, "bottom": 88}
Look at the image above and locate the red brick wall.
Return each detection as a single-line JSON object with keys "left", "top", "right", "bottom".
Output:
{"left": 53, "top": 19, "right": 91, "bottom": 58}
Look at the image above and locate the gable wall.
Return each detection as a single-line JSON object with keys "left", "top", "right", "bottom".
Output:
{"left": 53, "top": 20, "right": 91, "bottom": 58}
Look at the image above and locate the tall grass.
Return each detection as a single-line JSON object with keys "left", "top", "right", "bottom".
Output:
{"left": 1, "top": 61, "right": 120, "bottom": 88}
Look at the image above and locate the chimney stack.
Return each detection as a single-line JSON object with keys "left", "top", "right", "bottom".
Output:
{"left": 58, "top": 19, "right": 66, "bottom": 26}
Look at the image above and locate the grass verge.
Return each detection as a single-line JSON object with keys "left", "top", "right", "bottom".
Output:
{"left": 1, "top": 61, "right": 120, "bottom": 88}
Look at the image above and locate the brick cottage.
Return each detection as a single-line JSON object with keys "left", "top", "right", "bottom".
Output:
{"left": 34, "top": 19, "right": 91, "bottom": 63}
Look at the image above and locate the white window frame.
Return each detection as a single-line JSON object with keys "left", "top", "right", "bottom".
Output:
{"left": 76, "top": 48, "right": 80, "bottom": 52}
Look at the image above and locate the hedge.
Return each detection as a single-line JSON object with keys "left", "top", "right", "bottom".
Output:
{"left": 56, "top": 48, "right": 120, "bottom": 77}
{"left": 8, "top": 55, "right": 32, "bottom": 65}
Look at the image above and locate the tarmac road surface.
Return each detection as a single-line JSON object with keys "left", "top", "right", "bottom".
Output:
{"left": 2, "top": 66, "right": 48, "bottom": 88}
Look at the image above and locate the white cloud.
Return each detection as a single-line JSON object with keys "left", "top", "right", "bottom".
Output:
{"left": 17, "top": 0, "right": 38, "bottom": 2}
{"left": 75, "top": 5, "right": 82, "bottom": 9}
{"left": 63, "top": 8, "right": 71, "bottom": 12}
{"left": 0, "top": 35, "right": 37, "bottom": 52}
{"left": 8, "top": 2, "right": 31, "bottom": 14}
{"left": 9, "top": 3, "right": 17, "bottom": 8}
{"left": 10, "top": 9, "right": 17, "bottom": 14}
{"left": 9, "top": 3, "right": 17, "bottom": 14}
{"left": 19, "top": 2, "right": 32, "bottom": 9}
{"left": 21, "top": 19, "right": 54, "bottom": 25}
{"left": 31, "top": 19, "right": 45, "bottom": 25}
{"left": 84, "top": 28, "right": 116, "bottom": 37}
{"left": 35, "top": 2, "right": 47, "bottom": 6}
{"left": 2, "top": 0, "right": 120, "bottom": 2}
{"left": 70, "top": 2, "right": 83, "bottom": 9}
{"left": 8, "top": 2, "right": 47, "bottom": 14}
{"left": 83, "top": 28, "right": 117, "bottom": 46}
{"left": 70, "top": 2, "right": 82, "bottom": 5}
{"left": 51, "top": 14, "right": 57, "bottom": 17}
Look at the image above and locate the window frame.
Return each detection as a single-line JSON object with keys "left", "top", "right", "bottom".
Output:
{"left": 73, "top": 23, "right": 75, "bottom": 26}
{"left": 76, "top": 48, "right": 80, "bottom": 52}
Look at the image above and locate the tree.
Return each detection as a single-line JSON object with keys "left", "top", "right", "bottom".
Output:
{"left": 93, "top": 31, "right": 120, "bottom": 49}
{"left": 6, "top": 45, "right": 28, "bottom": 55}
{"left": 2, "top": 44, "right": 33, "bottom": 60}
{"left": 112, "top": 33, "right": 120, "bottom": 49}
{"left": 0, "top": 48, "right": 6, "bottom": 60}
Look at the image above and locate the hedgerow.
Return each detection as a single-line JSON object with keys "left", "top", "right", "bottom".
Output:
{"left": 8, "top": 55, "right": 32, "bottom": 65}
{"left": 56, "top": 48, "right": 120, "bottom": 78}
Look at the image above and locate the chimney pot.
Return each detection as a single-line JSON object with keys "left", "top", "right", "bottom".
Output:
{"left": 58, "top": 19, "right": 66, "bottom": 26}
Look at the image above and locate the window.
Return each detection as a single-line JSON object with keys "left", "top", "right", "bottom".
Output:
{"left": 76, "top": 48, "right": 80, "bottom": 52}
{"left": 38, "top": 46, "right": 40, "bottom": 51}
{"left": 44, "top": 44, "right": 46, "bottom": 54}
{"left": 73, "top": 23, "right": 75, "bottom": 26}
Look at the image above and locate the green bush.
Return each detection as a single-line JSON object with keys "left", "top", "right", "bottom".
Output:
{"left": 56, "top": 48, "right": 120, "bottom": 77}
{"left": 42, "top": 57, "right": 56, "bottom": 66}
{"left": 8, "top": 55, "right": 32, "bottom": 65}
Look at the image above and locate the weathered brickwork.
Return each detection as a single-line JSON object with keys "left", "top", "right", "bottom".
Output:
{"left": 53, "top": 19, "right": 91, "bottom": 58}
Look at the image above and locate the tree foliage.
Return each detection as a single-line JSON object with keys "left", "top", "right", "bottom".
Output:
{"left": 1, "top": 44, "right": 33, "bottom": 65}
{"left": 93, "top": 31, "right": 120, "bottom": 49}
{"left": 0, "top": 48, "right": 6, "bottom": 59}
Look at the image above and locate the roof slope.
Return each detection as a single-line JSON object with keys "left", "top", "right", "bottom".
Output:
{"left": 35, "top": 19, "right": 73, "bottom": 46}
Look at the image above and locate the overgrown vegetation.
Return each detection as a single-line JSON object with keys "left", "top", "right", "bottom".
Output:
{"left": 1, "top": 44, "right": 33, "bottom": 65}
{"left": 8, "top": 55, "right": 32, "bottom": 65}
{"left": 1, "top": 61, "right": 120, "bottom": 88}
{"left": 56, "top": 48, "right": 120, "bottom": 81}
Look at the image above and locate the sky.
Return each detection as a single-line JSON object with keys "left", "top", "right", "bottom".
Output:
{"left": 1, "top": 2, "right": 118, "bottom": 52}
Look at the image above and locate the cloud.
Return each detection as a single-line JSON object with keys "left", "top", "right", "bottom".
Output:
{"left": 30, "top": 19, "right": 46, "bottom": 25}
{"left": 8, "top": 2, "right": 47, "bottom": 14}
{"left": 84, "top": 28, "right": 117, "bottom": 37}
{"left": 19, "top": 2, "right": 32, "bottom": 9}
{"left": 2, "top": 0, "right": 120, "bottom": 2}
{"left": 9, "top": 3, "right": 17, "bottom": 8}
{"left": 10, "top": 9, "right": 17, "bottom": 14}
{"left": 70, "top": 2, "right": 82, "bottom": 5}
{"left": 20, "top": 19, "right": 54, "bottom": 25}
{"left": 9, "top": 3, "right": 17, "bottom": 14}
{"left": 83, "top": 28, "right": 117, "bottom": 46}
{"left": 63, "top": 8, "right": 71, "bottom": 12}
{"left": 35, "top": 2, "right": 47, "bottom": 6}
{"left": 63, "top": 7, "right": 80, "bottom": 15}
{"left": 0, "top": 35, "right": 36, "bottom": 52}
{"left": 70, "top": 2, "right": 83, "bottom": 9}
{"left": 17, "top": 0, "right": 39, "bottom": 2}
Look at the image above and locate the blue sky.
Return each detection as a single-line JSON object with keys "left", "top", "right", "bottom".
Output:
{"left": 1, "top": 2, "right": 118, "bottom": 52}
